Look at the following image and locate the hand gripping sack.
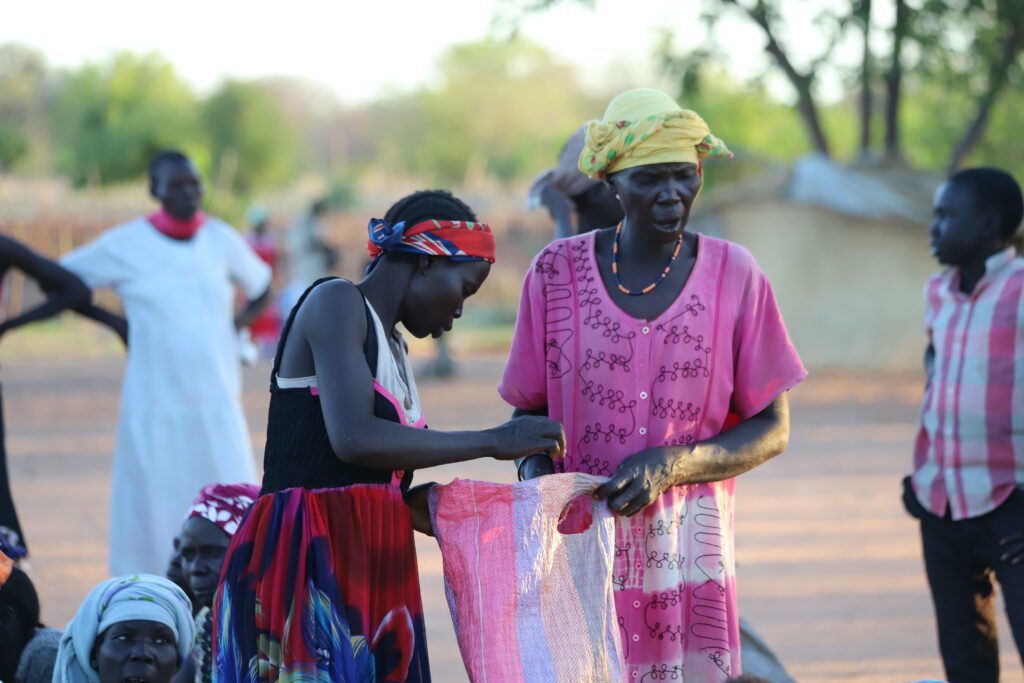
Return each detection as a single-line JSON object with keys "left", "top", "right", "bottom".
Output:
{"left": 429, "top": 473, "right": 624, "bottom": 682}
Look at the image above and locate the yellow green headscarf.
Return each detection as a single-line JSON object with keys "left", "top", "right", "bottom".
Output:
{"left": 578, "top": 88, "right": 732, "bottom": 180}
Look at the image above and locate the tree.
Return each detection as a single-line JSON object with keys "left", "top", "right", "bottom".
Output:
{"left": 934, "top": 0, "right": 1024, "bottom": 172}
{"left": 0, "top": 126, "right": 28, "bottom": 172}
{"left": 362, "top": 39, "right": 599, "bottom": 186}
{"left": 201, "top": 80, "right": 299, "bottom": 195}
{"left": 507, "top": 0, "right": 1022, "bottom": 170}
{"left": 883, "top": 0, "right": 909, "bottom": 160}
{"left": 856, "top": 0, "right": 874, "bottom": 158}
{"left": 50, "top": 52, "right": 198, "bottom": 185}
{"left": 0, "top": 44, "right": 49, "bottom": 171}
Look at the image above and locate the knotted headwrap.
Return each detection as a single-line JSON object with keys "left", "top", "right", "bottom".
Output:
{"left": 579, "top": 88, "right": 732, "bottom": 180}
{"left": 186, "top": 483, "right": 260, "bottom": 538}
{"left": 366, "top": 218, "right": 496, "bottom": 267}
{"left": 53, "top": 574, "right": 195, "bottom": 683}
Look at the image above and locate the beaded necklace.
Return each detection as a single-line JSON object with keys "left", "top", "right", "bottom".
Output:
{"left": 611, "top": 222, "right": 684, "bottom": 296}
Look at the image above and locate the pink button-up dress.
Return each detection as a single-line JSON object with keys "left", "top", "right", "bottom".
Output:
{"left": 500, "top": 231, "right": 806, "bottom": 680}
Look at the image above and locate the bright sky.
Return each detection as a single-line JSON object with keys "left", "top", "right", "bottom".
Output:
{"left": 4, "top": 0, "right": 851, "bottom": 104}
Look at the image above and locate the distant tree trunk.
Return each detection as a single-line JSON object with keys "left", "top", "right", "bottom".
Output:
{"left": 946, "top": 17, "right": 1022, "bottom": 173}
{"left": 722, "top": 0, "right": 831, "bottom": 157}
{"left": 858, "top": 0, "right": 873, "bottom": 159}
{"left": 884, "top": 0, "right": 907, "bottom": 161}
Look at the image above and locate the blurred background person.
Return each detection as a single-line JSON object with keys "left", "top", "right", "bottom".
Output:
{"left": 527, "top": 124, "right": 625, "bottom": 239}
{"left": 0, "top": 566, "right": 61, "bottom": 683}
{"left": 61, "top": 150, "right": 272, "bottom": 576}
{"left": 244, "top": 205, "right": 282, "bottom": 357}
{"left": 281, "top": 198, "right": 337, "bottom": 317}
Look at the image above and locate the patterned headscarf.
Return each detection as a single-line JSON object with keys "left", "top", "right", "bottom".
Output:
{"left": 186, "top": 483, "right": 260, "bottom": 537}
{"left": 0, "top": 524, "right": 26, "bottom": 560}
{"left": 579, "top": 88, "right": 732, "bottom": 180}
{"left": 366, "top": 218, "right": 496, "bottom": 267}
{"left": 53, "top": 574, "right": 195, "bottom": 683}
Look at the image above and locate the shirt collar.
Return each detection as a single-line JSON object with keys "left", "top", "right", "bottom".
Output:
{"left": 946, "top": 245, "right": 1019, "bottom": 298}
{"left": 984, "top": 245, "right": 1017, "bottom": 277}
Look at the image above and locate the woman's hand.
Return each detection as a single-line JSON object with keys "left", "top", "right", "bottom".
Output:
{"left": 594, "top": 447, "right": 687, "bottom": 517}
{"left": 405, "top": 483, "right": 436, "bottom": 537}
{"left": 489, "top": 416, "right": 566, "bottom": 462}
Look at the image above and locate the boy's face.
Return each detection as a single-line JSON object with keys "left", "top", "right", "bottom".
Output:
{"left": 179, "top": 517, "right": 231, "bottom": 609}
{"left": 930, "top": 181, "right": 998, "bottom": 266}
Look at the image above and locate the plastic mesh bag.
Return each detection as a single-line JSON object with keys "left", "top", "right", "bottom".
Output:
{"left": 429, "top": 472, "right": 624, "bottom": 682}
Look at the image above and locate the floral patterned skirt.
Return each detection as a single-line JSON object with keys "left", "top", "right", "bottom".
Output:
{"left": 213, "top": 485, "right": 429, "bottom": 682}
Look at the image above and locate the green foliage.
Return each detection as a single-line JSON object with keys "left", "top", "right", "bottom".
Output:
{"left": 0, "top": 44, "right": 49, "bottom": 171}
{"left": 365, "top": 39, "right": 600, "bottom": 185}
{"left": 49, "top": 52, "right": 199, "bottom": 185}
{"left": 901, "top": 76, "right": 1024, "bottom": 180}
{"left": 0, "top": 125, "right": 28, "bottom": 171}
{"left": 678, "top": 75, "right": 810, "bottom": 160}
{"left": 5, "top": 3, "right": 1022, "bottom": 194}
{"left": 201, "top": 80, "right": 299, "bottom": 195}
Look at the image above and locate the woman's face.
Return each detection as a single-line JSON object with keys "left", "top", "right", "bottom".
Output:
{"left": 150, "top": 159, "right": 204, "bottom": 221}
{"left": 179, "top": 516, "right": 231, "bottom": 609}
{"left": 93, "top": 620, "right": 179, "bottom": 683}
{"left": 402, "top": 259, "right": 490, "bottom": 339}
{"left": 608, "top": 162, "right": 701, "bottom": 243}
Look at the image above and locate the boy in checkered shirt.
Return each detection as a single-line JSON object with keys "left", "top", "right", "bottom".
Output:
{"left": 904, "top": 167, "right": 1024, "bottom": 681}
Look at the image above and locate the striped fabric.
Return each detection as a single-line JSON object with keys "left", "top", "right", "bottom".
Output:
{"left": 913, "top": 247, "right": 1024, "bottom": 520}
{"left": 429, "top": 473, "right": 624, "bottom": 683}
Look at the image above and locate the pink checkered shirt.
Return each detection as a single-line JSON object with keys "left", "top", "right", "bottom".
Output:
{"left": 913, "top": 247, "right": 1024, "bottom": 520}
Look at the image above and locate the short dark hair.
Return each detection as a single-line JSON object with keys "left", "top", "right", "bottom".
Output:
{"left": 948, "top": 167, "right": 1024, "bottom": 242}
{"left": 383, "top": 189, "right": 478, "bottom": 226}
{"left": 148, "top": 150, "right": 193, "bottom": 184}
{"left": 0, "top": 567, "right": 41, "bottom": 645}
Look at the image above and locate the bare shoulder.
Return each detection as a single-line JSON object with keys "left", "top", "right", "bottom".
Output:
{"left": 295, "top": 279, "right": 367, "bottom": 343}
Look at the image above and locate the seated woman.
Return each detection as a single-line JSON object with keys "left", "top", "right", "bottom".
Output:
{"left": 177, "top": 482, "right": 259, "bottom": 683}
{"left": 52, "top": 574, "right": 195, "bottom": 683}
{"left": 214, "top": 190, "right": 566, "bottom": 682}
{"left": 0, "top": 566, "right": 61, "bottom": 683}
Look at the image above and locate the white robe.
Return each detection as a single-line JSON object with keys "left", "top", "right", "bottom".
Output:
{"left": 62, "top": 217, "right": 271, "bottom": 576}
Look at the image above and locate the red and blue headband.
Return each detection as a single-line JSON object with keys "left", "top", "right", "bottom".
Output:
{"left": 367, "top": 218, "right": 496, "bottom": 265}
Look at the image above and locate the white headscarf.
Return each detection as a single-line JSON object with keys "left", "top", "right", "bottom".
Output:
{"left": 52, "top": 574, "right": 195, "bottom": 683}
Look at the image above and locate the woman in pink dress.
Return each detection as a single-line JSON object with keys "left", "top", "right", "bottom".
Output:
{"left": 500, "top": 88, "right": 807, "bottom": 680}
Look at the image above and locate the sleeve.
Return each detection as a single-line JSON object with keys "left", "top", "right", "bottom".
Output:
{"left": 219, "top": 222, "right": 272, "bottom": 300}
{"left": 60, "top": 230, "right": 128, "bottom": 290}
{"left": 730, "top": 256, "right": 808, "bottom": 419}
{"left": 497, "top": 259, "right": 550, "bottom": 411}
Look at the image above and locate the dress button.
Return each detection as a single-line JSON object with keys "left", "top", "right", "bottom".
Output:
{"left": 642, "top": 326, "right": 650, "bottom": 335}
{"left": 639, "top": 427, "right": 647, "bottom": 436}
{"left": 640, "top": 392, "right": 648, "bottom": 400}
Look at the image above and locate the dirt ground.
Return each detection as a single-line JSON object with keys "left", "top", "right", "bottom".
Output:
{"left": 4, "top": 352, "right": 1023, "bottom": 683}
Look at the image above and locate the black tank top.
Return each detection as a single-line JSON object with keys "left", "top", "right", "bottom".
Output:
{"left": 260, "top": 277, "right": 411, "bottom": 495}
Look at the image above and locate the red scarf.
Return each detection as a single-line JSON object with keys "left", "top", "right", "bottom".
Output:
{"left": 148, "top": 209, "right": 207, "bottom": 240}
